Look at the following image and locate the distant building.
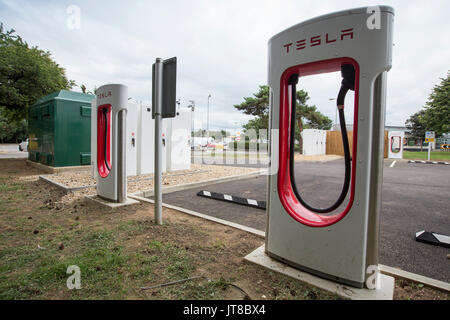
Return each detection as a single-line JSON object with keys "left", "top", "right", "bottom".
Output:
{"left": 385, "top": 125, "right": 408, "bottom": 133}
{"left": 332, "top": 124, "right": 354, "bottom": 131}
{"left": 331, "top": 124, "right": 408, "bottom": 133}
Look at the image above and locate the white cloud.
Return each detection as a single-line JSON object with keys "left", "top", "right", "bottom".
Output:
{"left": 1, "top": 0, "right": 449, "bottom": 130}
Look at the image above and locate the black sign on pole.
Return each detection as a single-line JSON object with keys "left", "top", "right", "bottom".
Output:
{"left": 152, "top": 57, "right": 177, "bottom": 119}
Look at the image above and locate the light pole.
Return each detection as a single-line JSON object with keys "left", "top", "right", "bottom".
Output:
{"left": 329, "top": 98, "right": 337, "bottom": 130}
{"left": 189, "top": 100, "right": 195, "bottom": 149}
{"left": 207, "top": 94, "right": 211, "bottom": 136}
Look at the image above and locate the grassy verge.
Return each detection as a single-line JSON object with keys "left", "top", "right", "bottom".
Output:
{"left": 403, "top": 151, "right": 450, "bottom": 161}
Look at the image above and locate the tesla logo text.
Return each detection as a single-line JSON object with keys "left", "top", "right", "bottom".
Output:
{"left": 97, "top": 91, "right": 112, "bottom": 99}
{"left": 283, "top": 28, "right": 354, "bottom": 54}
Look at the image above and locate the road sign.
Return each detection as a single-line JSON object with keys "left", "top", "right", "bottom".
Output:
{"left": 425, "top": 131, "right": 435, "bottom": 143}
{"left": 152, "top": 57, "right": 177, "bottom": 119}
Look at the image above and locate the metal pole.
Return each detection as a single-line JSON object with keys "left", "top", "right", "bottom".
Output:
{"left": 207, "top": 94, "right": 211, "bottom": 152}
{"left": 192, "top": 107, "right": 194, "bottom": 149}
{"left": 335, "top": 108, "right": 337, "bottom": 128}
{"left": 117, "top": 109, "right": 127, "bottom": 203}
{"left": 329, "top": 98, "right": 337, "bottom": 130}
{"left": 207, "top": 94, "right": 211, "bottom": 134}
{"left": 154, "top": 58, "right": 163, "bottom": 225}
{"left": 428, "top": 141, "right": 431, "bottom": 161}
{"left": 189, "top": 100, "right": 195, "bottom": 150}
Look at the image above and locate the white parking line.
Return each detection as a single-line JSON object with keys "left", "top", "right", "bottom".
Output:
{"left": 390, "top": 160, "right": 396, "bottom": 168}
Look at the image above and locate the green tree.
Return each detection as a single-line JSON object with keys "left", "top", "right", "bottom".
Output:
{"left": 0, "top": 23, "right": 74, "bottom": 124}
{"left": 79, "top": 84, "right": 97, "bottom": 95}
{"left": 234, "top": 85, "right": 269, "bottom": 121}
{"left": 192, "top": 129, "right": 207, "bottom": 137}
{"left": 0, "top": 107, "right": 27, "bottom": 143}
{"left": 405, "top": 110, "right": 426, "bottom": 151}
{"left": 235, "top": 85, "right": 332, "bottom": 153}
{"left": 207, "top": 130, "right": 230, "bottom": 141}
{"left": 242, "top": 116, "right": 268, "bottom": 135}
{"left": 421, "top": 72, "right": 450, "bottom": 135}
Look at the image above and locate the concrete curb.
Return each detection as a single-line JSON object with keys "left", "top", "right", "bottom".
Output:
{"left": 85, "top": 195, "right": 140, "bottom": 208}
{"left": 244, "top": 245, "right": 395, "bottom": 300}
{"left": 39, "top": 175, "right": 95, "bottom": 194}
{"left": 0, "top": 156, "right": 28, "bottom": 160}
{"left": 27, "top": 160, "right": 91, "bottom": 173}
{"left": 379, "top": 264, "right": 450, "bottom": 293}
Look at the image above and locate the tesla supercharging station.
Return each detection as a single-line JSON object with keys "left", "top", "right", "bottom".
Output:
{"left": 94, "top": 84, "right": 129, "bottom": 203}
{"left": 265, "top": 6, "right": 394, "bottom": 289}
{"left": 388, "top": 131, "right": 404, "bottom": 159}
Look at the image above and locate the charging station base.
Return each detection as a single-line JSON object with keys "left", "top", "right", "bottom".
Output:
{"left": 244, "top": 245, "right": 395, "bottom": 300}
{"left": 85, "top": 195, "right": 140, "bottom": 208}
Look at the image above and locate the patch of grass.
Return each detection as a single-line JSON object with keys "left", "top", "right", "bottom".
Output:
{"left": 0, "top": 228, "right": 130, "bottom": 300}
{"left": 0, "top": 245, "right": 46, "bottom": 274}
{"left": 118, "top": 220, "right": 147, "bottom": 235}
{"left": 213, "top": 238, "right": 225, "bottom": 250}
{"left": 403, "top": 151, "right": 450, "bottom": 161}
{"left": 147, "top": 240, "right": 196, "bottom": 279}
{"left": 0, "top": 183, "right": 21, "bottom": 192}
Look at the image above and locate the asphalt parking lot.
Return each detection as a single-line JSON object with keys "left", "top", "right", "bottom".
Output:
{"left": 157, "top": 159, "right": 450, "bottom": 282}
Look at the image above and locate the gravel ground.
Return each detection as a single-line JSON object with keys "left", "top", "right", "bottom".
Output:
{"left": 40, "top": 164, "right": 259, "bottom": 205}
{"left": 293, "top": 154, "right": 343, "bottom": 162}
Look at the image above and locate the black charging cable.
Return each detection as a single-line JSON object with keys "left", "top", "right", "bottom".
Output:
{"left": 103, "top": 108, "right": 112, "bottom": 172}
{"left": 288, "top": 64, "right": 354, "bottom": 214}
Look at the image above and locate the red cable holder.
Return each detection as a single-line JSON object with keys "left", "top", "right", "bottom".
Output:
{"left": 97, "top": 104, "right": 112, "bottom": 178}
{"left": 277, "top": 57, "right": 359, "bottom": 227}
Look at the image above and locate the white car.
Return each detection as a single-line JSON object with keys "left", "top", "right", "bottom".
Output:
{"left": 19, "top": 138, "right": 29, "bottom": 152}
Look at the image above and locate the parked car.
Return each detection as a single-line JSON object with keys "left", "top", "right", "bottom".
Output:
{"left": 19, "top": 138, "right": 29, "bottom": 152}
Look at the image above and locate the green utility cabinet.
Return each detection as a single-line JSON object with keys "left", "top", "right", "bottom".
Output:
{"left": 28, "top": 90, "right": 95, "bottom": 167}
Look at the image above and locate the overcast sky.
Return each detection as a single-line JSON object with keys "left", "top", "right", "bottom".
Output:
{"left": 1, "top": 0, "right": 449, "bottom": 132}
